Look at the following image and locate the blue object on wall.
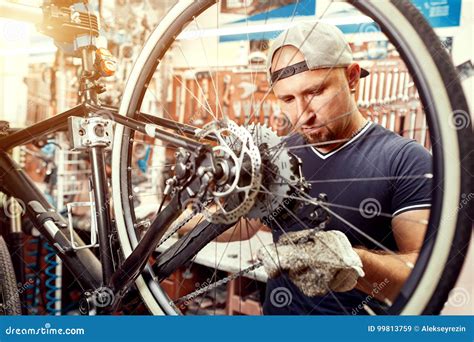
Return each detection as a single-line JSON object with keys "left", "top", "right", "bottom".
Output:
{"left": 232, "top": 0, "right": 315, "bottom": 23}
{"left": 219, "top": 0, "right": 461, "bottom": 43}
{"left": 411, "top": 0, "right": 462, "bottom": 28}
{"left": 220, "top": 0, "right": 315, "bottom": 42}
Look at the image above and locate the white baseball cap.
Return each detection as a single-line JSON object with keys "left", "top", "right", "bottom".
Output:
{"left": 267, "top": 21, "right": 369, "bottom": 84}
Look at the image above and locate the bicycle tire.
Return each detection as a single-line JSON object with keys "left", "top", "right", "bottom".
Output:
{"left": 111, "top": 0, "right": 473, "bottom": 315}
{"left": 0, "top": 236, "right": 22, "bottom": 315}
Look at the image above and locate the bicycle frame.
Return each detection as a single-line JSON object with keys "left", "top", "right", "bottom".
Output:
{"left": 0, "top": 100, "right": 209, "bottom": 309}
{"left": 0, "top": 0, "right": 213, "bottom": 312}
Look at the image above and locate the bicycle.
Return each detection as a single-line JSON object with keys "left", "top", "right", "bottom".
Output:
{"left": 0, "top": 0, "right": 472, "bottom": 315}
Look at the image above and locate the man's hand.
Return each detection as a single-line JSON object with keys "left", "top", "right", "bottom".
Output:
{"left": 257, "top": 229, "right": 364, "bottom": 297}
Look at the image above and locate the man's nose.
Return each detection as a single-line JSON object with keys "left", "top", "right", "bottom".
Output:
{"left": 295, "top": 97, "right": 314, "bottom": 125}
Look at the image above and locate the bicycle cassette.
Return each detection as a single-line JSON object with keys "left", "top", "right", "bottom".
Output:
{"left": 244, "top": 123, "right": 306, "bottom": 221}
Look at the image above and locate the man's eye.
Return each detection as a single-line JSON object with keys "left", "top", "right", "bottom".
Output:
{"left": 310, "top": 89, "right": 323, "bottom": 96}
{"left": 282, "top": 98, "right": 294, "bottom": 104}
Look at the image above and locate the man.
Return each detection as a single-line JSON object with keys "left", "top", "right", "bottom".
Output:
{"left": 256, "top": 21, "right": 432, "bottom": 315}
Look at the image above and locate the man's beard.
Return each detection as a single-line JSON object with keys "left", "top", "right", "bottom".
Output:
{"left": 302, "top": 126, "right": 337, "bottom": 145}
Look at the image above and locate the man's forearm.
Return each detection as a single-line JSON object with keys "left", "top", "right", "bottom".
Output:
{"left": 353, "top": 247, "right": 418, "bottom": 302}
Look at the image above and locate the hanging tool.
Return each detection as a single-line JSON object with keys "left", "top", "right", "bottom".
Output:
{"left": 402, "top": 72, "right": 410, "bottom": 102}
{"left": 397, "top": 70, "right": 406, "bottom": 102}
{"left": 238, "top": 82, "right": 258, "bottom": 99}
{"left": 233, "top": 100, "right": 242, "bottom": 123}
{"left": 377, "top": 70, "right": 385, "bottom": 105}
{"left": 222, "top": 74, "right": 232, "bottom": 120}
{"left": 176, "top": 85, "right": 183, "bottom": 123}
{"left": 383, "top": 70, "right": 392, "bottom": 105}
{"left": 201, "top": 77, "right": 210, "bottom": 119}
{"left": 357, "top": 77, "right": 365, "bottom": 107}
{"left": 363, "top": 72, "right": 371, "bottom": 108}
{"left": 390, "top": 68, "right": 399, "bottom": 103}
{"left": 252, "top": 102, "right": 261, "bottom": 122}
{"left": 242, "top": 100, "right": 252, "bottom": 122}
{"left": 370, "top": 71, "right": 378, "bottom": 107}
{"left": 388, "top": 109, "right": 396, "bottom": 131}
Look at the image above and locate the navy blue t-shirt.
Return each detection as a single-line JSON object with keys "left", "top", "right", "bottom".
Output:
{"left": 263, "top": 122, "right": 432, "bottom": 315}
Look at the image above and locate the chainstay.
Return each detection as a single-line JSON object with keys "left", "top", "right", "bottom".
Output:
{"left": 156, "top": 199, "right": 211, "bottom": 249}
{"left": 156, "top": 211, "right": 196, "bottom": 249}
{"left": 172, "top": 261, "right": 263, "bottom": 306}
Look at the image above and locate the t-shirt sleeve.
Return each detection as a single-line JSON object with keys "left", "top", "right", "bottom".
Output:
{"left": 390, "top": 141, "right": 433, "bottom": 216}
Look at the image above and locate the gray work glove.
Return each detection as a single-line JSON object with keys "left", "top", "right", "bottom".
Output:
{"left": 257, "top": 229, "right": 364, "bottom": 297}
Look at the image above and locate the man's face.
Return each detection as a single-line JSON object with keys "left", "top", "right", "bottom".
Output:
{"left": 271, "top": 46, "right": 355, "bottom": 144}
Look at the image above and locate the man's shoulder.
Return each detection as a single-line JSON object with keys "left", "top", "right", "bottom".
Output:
{"left": 366, "top": 123, "right": 411, "bottom": 149}
{"left": 362, "top": 123, "right": 429, "bottom": 159}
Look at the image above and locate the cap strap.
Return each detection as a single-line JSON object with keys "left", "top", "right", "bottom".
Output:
{"left": 270, "top": 61, "right": 309, "bottom": 84}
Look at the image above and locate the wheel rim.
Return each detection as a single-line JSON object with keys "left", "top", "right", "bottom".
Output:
{"left": 111, "top": 0, "right": 472, "bottom": 315}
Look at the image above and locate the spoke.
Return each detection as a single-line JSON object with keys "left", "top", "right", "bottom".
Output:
{"left": 258, "top": 182, "right": 392, "bottom": 311}
{"left": 173, "top": 75, "right": 217, "bottom": 120}
{"left": 260, "top": 18, "right": 372, "bottom": 165}
{"left": 192, "top": 17, "right": 226, "bottom": 121}
{"left": 268, "top": 207, "right": 357, "bottom": 314}
{"left": 193, "top": 220, "right": 238, "bottom": 312}
{"left": 174, "top": 44, "right": 219, "bottom": 122}
{"left": 257, "top": 186, "right": 427, "bottom": 226}
{"left": 268, "top": 186, "right": 415, "bottom": 268}
{"left": 130, "top": 165, "right": 173, "bottom": 172}
{"left": 144, "top": 84, "right": 188, "bottom": 138}
{"left": 304, "top": 174, "right": 433, "bottom": 184}
{"left": 265, "top": 82, "right": 361, "bottom": 157}
{"left": 283, "top": 19, "right": 373, "bottom": 140}
{"left": 131, "top": 138, "right": 180, "bottom": 150}
{"left": 242, "top": 0, "right": 333, "bottom": 126}
{"left": 167, "top": 214, "right": 205, "bottom": 307}
{"left": 243, "top": 218, "right": 263, "bottom": 315}
{"left": 269, "top": 128, "right": 430, "bottom": 160}
{"left": 322, "top": 204, "right": 414, "bottom": 269}
{"left": 243, "top": 0, "right": 278, "bottom": 125}
{"left": 259, "top": 161, "right": 429, "bottom": 226}
{"left": 245, "top": 218, "right": 282, "bottom": 271}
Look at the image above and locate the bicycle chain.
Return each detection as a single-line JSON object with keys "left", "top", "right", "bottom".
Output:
{"left": 154, "top": 200, "right": 265, "bottom": 308}
{"left": 173, "top": 261, "right": 263, "bottom": 306}
{"left": 156, "top": 210, "right": 197, "bottom": 249}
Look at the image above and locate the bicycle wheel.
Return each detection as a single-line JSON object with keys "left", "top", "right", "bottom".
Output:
{"left": 0, "top": 236, "right": 22, "bottom": 315}
{"left": 111, "top": 0, "right": 473, "bottom": 315}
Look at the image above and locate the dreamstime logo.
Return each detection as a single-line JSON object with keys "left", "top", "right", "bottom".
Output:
{"left": 448, "top": 110, "right": 471, "bottom": 130}
{"left": 359, "top": 198, "right": 381, "bottom": 219}
{"left": 1, "top": 279, "right": 34, "bottom": 312}
{"left": 441, "top": 192, "right": 474, "bottom": 226}
{"left": 92, "top": 108, "right": 117, "bottom": 123}
{"left": 179, "top": 277, "right": 213, "bottom": 309}
{"left": 91, "top": 287, "right": 115, "bottom": 308}
{"left": 3, "top": 197, "right": 26, "bottom": 219}
{"left": 261, "top": 191, "right": 298, "bottom": 227}
{"left": 447, "top": 287, "right": 470, "bottom": 308}
{"left": 274, "top": 112, "right": 292, "bottom": 131}
{"left": 352, "top": 278, "right": 390, "bottom": 315}
{"left": 359, "top": 22, "right": 381, "bottom": 34}
{"left": 269, "top": 287, "right": 292, "bottom": 308}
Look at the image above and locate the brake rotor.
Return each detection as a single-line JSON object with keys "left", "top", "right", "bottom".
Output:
{"left": 196, "top": 120, "right": 262, "bottom": 224}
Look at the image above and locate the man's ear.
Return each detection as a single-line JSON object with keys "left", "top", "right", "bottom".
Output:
{"left": 346, "top": 63, "right": 361, "bottom": 90}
